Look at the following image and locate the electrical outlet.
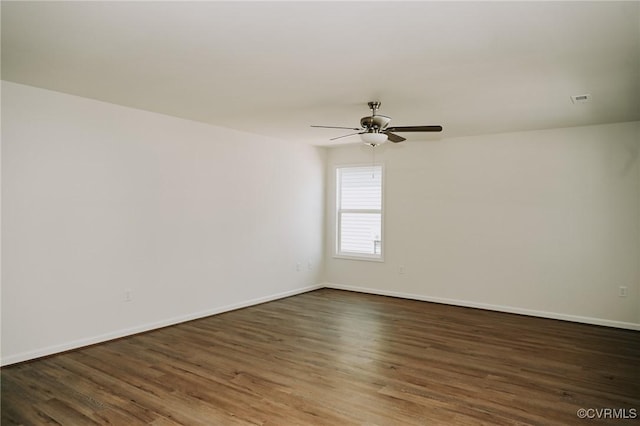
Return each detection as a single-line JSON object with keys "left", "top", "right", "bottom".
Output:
{"left": 124, "top": 289, "right": 133, "bottom": 302}
{"left": 296, "top": 262, "right": 301, "bottom": 272}
{"left": 619, "top": 286, "right": 628, "bottom": 297}
{"left": 398, "top": 265, "right": 405, "bottom": 275}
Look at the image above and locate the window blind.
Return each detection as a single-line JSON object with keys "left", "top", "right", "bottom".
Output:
{"left": 337, "top": 166, "right": 383, "bottom": 258}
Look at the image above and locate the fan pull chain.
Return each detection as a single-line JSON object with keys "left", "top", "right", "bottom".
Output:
{"left": 371, "top": 144, "right": 376, "bottom": 177}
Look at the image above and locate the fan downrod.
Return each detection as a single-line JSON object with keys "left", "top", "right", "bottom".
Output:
{"left": 368, "top": 101, "right": 381, "bottom": 115}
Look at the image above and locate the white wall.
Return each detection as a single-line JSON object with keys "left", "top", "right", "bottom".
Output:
{"left": 325, "top": 122, "right": 640, "bottom": 328}
{"left": 2, "top": 81, "right": 638, "bottom": 366}
{"left": 1, "top": 81, "right": 326, "bottom": 365}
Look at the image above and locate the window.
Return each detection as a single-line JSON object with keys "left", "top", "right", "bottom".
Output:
{"left": 336, "top": 165, "right": 383, "bottom": 260}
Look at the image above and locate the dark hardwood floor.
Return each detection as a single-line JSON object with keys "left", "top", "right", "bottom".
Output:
{"left": 2, "top": 288, "right": 639, "bottom": 425}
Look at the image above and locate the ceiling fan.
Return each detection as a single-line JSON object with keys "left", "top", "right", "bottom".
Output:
{"left": 311, "top": 101, "right": 442, "bottom": 146}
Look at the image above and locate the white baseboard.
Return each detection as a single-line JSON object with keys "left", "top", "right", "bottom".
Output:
{"left": 1, "top": 284, "right": 324, "bottom": 366}
{"left": 324, "top": 282, "right": 640, "bottom": 331}
{"left": 4, "top": 282, "right": 637, "bottom": 366}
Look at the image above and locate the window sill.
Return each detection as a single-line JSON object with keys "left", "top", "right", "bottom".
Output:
{"left": 334, "top": 254, "right": 384, "bottom": 263}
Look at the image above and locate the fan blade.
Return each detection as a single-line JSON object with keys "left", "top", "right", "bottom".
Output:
{"left": 330, "top": 131, "right": 363, "bottom": 141}
{"left": 386, "top": 125, "right": 443, "bottom": 132}
{"left": 384, "top": 132, "right": 406, "bottom": 143}
{"left": 311, "top": 125, "right": 361, "bottom": 130}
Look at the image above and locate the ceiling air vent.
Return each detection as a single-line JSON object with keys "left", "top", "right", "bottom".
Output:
{"left": 570, "top": 93, "right": 592, "bottom": 104}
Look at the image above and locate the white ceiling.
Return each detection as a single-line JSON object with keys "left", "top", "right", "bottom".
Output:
{"left": 2, "top": 1, "right": 639, "bottom": 146}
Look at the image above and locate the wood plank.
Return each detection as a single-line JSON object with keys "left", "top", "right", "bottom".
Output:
{"left": 2, "top": 289, "right": 639, "bottom": 425}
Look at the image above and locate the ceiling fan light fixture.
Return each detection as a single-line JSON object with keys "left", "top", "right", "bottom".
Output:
{"left": 360, "top": 132, "right": 388, "bottom": 146}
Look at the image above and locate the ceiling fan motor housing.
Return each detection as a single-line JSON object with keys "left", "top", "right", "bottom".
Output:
{"left": 360, "top": 115, "right": 391, "bottom": 131}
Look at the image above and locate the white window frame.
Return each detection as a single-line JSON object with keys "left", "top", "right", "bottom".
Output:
{"left": 335, "top": 164, "right": 385, "bottom": 262}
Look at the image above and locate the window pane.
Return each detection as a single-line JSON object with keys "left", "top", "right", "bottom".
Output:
{"left": 339, "top": 166, "right": 381, "bottom": 210}
{"left": 340, "top": 212, "right": 382, "bottom": 255}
